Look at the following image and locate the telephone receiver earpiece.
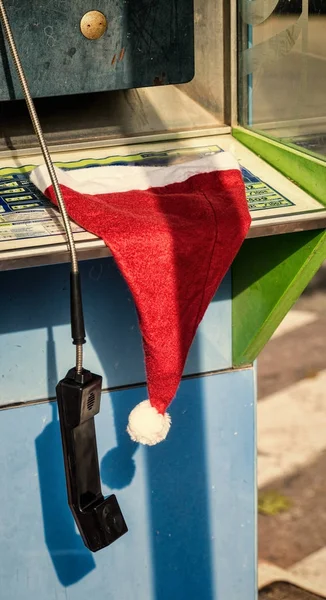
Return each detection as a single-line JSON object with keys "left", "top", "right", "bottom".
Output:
{"left": 56, "top": 368, "right": 128, "bottom": 552}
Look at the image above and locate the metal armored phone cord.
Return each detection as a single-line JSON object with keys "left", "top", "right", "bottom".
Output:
{"left": 0, "top": 0, "right": 85, "bottom": 373}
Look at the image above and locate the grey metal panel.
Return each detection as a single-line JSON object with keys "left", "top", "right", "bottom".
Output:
{"left": 0, "top": 0, "right": 194, "bottom": 99}
{"left": 0, "top": 0, "right": 228, "bottom": 151}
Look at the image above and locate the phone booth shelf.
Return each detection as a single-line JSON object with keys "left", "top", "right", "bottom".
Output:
{"left": 0, "top": 1, "right": 325, "bottom": 599}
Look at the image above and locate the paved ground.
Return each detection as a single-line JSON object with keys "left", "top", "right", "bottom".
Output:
{"left": 258, "top": 262, "right": 326, "bottom": 587}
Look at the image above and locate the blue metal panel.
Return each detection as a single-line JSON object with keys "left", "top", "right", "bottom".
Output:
{"left": 0, "top": 259, "right": 231, "bottom": 406}
{"left": 0, "top": 0, "right": 194, "bottom": 100}
{"left": 0, "top": 369, "right": 256, "bottom": 599}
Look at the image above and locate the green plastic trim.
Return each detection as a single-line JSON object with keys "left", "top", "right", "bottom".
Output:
{"left": 232, "top": 126, "right": 326, "bottom": 207}
{"left": 232, "top": 229, "right": 326, "bottom": 366}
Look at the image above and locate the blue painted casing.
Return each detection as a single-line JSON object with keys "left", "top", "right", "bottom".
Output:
{"left": 0, "top": 256, "right": 256, "bottom": 599}
{"left": 0, "top": 258, "right": 231, "bottom": 406}
{"left": 0, "top": 369, "right": 256, "bottom": 600}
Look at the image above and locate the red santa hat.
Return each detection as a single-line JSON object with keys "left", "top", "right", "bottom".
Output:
{"left": 30, "top": 152, "right": 251, "bottom": 445}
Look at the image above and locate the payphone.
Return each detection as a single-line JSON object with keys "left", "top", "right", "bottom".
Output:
{"left": 0, "top": 1, "right": 325, "bottom": 599}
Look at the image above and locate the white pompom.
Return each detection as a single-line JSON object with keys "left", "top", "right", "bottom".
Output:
{"left": 127, "top": 400, "right": 171, "bottom": 446}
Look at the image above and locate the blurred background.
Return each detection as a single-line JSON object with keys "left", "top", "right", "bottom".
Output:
{"left": 257, "top": 260, "right": 326, "bottom": 587}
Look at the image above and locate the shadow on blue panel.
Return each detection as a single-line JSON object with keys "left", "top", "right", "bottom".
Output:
{"left": 146, "top": 378, "right": 214, "bottom": 600}
{"left": 100, "top": 390, "right": 139, "bottom": 490}
{"left": 34, "top": 328, "right": 95, "bottom": 587}
{"left": 101, "top": 383, "right": 214, "bottom": 600}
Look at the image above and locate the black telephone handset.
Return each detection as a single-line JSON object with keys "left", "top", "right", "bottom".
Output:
{"left": 56, "top": 367, "right": 128, "bottom": 552}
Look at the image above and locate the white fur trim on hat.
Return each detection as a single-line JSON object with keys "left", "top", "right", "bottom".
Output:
{"left": 127, "top": 400, "right": 171, "bottom": 446}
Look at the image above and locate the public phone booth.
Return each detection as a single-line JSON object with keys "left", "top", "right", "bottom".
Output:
{"left": 0, "top": 1, "right": 325, "bottom": 599}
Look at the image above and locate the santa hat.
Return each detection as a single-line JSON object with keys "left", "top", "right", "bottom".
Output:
{"left": 30, "top": 152, "right": 251, "bottom": 445}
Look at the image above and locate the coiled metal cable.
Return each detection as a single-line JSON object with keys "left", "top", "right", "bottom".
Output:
{"left": 0, "top": 0, "right": 83, "bottom": 373}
